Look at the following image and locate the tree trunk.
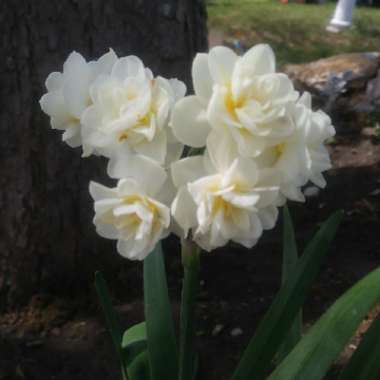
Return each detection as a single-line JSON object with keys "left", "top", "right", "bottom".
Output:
{"left": 0, "top": 0, "right": 208, "bottom": 310}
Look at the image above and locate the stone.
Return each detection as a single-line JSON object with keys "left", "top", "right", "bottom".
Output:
{"left": 212, "top": 324, "right": 224, "bottom": 336}
{"left": 230, "top": 327, "right": 243, "bottom": 337}
{"left": 283, "top": 53, "right": 380, "bottom": 133}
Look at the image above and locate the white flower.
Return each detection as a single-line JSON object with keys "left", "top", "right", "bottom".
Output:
{"left": 255, "top": 92, "right": 335, "bottom": 202}
{"left": 171, "top": 44, "right": 298, "bottom": 157}
{"left": 81, "top": 56, "right": 186, "bottom": 169}
{"left": 171, "top": 130, "right": 279, "bottom": 251}
{"left": 89, "top": 155, "right": 171, "bottom": 260}
{"left": 40, "top": 49, "right": 117, "bottom": 149}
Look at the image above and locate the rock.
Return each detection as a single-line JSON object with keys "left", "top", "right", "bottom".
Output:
{"left": 212, "top": 324, "right": 224, "bottom": 337}
{"left": 230, "top": 327, "right": 243, "bottom": 337}
{"left": 369, "top": 189, "right": 380, "bottom": 196}
{"left": 283, "top": 53, "right": 380, "bottom": 133}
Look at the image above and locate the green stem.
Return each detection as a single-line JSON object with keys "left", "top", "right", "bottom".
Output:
{"left": 178, "top": 239, "right": 200, "bottom": 380}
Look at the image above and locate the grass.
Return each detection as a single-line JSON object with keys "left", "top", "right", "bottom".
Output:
{"left": 207, "top": 0, "right": 380, "bottom": 66}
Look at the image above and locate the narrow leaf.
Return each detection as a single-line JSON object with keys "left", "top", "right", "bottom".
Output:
{"left": 128, "top": 351, "right": 151, "bottom": 380}
{"left": 144, "top": 243, "right": 178, "bottom": 380}
{"left": 122, "top": 322, "right": 148, "bottom": 368}
{"left": 232, "top": 211, "right": 343, "bottom": 380}
{"left": 277, "top": 206, "right": 302, "bottom": 361}
{"left": 339, "top": 311, "right": 380, "bottom": 380}
{"left": 267, "top": 266, "right": 380, "bottom": 380}
{"left": 95, "top": 271, "right": 129, "bottom": 380}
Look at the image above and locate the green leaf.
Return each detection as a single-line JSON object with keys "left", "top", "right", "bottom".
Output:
{"left": 123, "top": 322, "right": 147, "bottom": 347}
{"left": 128, "top": 351, "right": 151, "bottom": 380}
{"left": 267, "top": 266, "right": 380, "bottom": 380}
{"left": 276, "top": 206, "right": 302, "bottom": 362}
{"left": 231, "top": 211, "right": 343, "bottom": 380}
{"left": 338, "top": 311, "right": 380, "bottom": 380}
{"left": 179, "top": 240, "right": 201, "bottom": 380}
{"left": 143, "top": 243, "right": 178, "bottom": 380}
{"left": 95, "top": 271, "right": 129, "bottom": 380}
{"left": 122, "top": 322, "right": 148, "bottom": 368}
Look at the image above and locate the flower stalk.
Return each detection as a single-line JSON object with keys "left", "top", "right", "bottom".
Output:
{"left": 179, "top": 239, "right": 201, "bottom": 380}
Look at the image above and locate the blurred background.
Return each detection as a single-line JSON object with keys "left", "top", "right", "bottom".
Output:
{"left": 1, "top": 1, "right": 380, "bottom": 379}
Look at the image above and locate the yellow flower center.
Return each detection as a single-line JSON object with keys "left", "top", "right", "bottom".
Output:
{"left": 224, "top": 88, "right": 245, "bottom": 121}
{"left": 274, "top": 143, "right": 285, "bottom": 159}
{"left": 212, "top": 196, "right": 236, "bottom": 218}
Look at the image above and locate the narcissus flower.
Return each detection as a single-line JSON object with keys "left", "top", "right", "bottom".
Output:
{"left": 81, "top": 56, "right": 186, "bottom": 168}
{"left": 89, "top": 156, "right": 171, "bottom": 260}
{"left": 40, "top": 50, "right": 117, "bottom": 149}
{"left": 171, "top": 130, "right": 279, "bottom": 251}
{"left": 171, "top": 44, "right": 298, "bottom": 157}
{"left": 41, "top": 44, "right": 335, "bottom": 258}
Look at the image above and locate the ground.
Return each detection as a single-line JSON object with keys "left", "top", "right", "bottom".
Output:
{"left": 2, "top": 1, "right": 380, "bottom": 379}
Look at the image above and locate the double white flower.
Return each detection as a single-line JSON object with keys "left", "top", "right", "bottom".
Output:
{"left": 171, "top": 130, "right": 279, "bottom": 251}
{"left": 81, "top": 56, "right": 186, "bottom": 169}
{"left": 89, "top": 156, "right": 172, "bottom": 260}
{"left": 171, "top": 44, "right": 298, "bottom": 156}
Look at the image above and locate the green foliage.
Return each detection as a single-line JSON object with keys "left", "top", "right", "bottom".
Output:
{"left": 231, "top": 211, "right": 343, "bottom": 380}
{"left": 276, "top": 206, "right": 302, "bottom": 362}
{"left": 94, "top": 271, "right": 129, "bottom": 380}
{"left": 338, "top": 311, "right": 380, "bottom": 380}
{"left": 143, "top": 244, "right": 178, "bottom": 380}
{"left": 267, "top": 266, "right": 380, "bottom": 380}
{"left": 122, "top": 322, "right": 147, "bottom": 368}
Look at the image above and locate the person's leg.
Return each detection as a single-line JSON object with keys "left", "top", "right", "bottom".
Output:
{"left": 326, "top": 0, "right": 357, "bottom": 32}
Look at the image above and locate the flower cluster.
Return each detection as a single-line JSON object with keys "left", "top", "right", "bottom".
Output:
{"left": 40, "top": 44, "right": 334, "bottom": 259}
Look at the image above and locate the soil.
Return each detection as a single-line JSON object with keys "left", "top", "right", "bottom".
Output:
{"left": 2, "top": 112, "right": 380, "bottom": 378}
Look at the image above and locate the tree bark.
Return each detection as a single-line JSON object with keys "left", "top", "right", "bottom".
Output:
{"left": 0, "top": 0, "right": 208, "bottom": 310}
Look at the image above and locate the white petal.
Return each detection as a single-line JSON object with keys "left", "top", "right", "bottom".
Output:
{"left": 156, "top": 178, "right": 177, "bottom": 206}
{"left": 106, "top": 146, "right": 135, "bottom": 178}
{"left": 116, "top": 178, "right": 141, "bottom": 196}
{"left": 62, "top": 52, "right": 92, "bottom": 118}
{"left": 206, "top": 128, "right": 238, "bottom": 172}
{"left": 241, "top": 44, "right": 275, "bottom": 75}
{"left": 90, "top": 49, "right": 118, "bottom": 77}
{"left": 227, "top": 156, "right": 258, "bottom": 188}
{"left": 117, "top": 239, "right": 150, "bottom": 261}
{"left": 165, "top": 142, "right": 184, "bottom": 166}
{"left": 171, "top": 156, "right": 206, "bottom": 188}
{"left": 258, "top": 206, "right": 279, "bottom": 230}
{"left": 89, "top": 181, "right": 117, "bottom": 201}
{"left": 171, "top": 186, "right": 198, "bottom": 237}
{"left": 95, "top": 222, "right": 119, "bottom": 239}
{"left": 121, "top": 155, "right": 167, "bottom": 197}
{"left": 62, "top": 125, "right": 81, "bottom": 147}
{"left": 192, "top": 53, "right": 213, "bottom": 103}
{"left": 171, "top": 96, "right": 211, "bottom": 148}
{"left": 134, "top": 130, "right": 167, "bottom": 164}
{"left": 299, "top": 92, "right": 312, "bottom": 108}
{"left": 111, "top": 56, "right": 146, "bottom": 80}
{"left": 45, "top": 72, "right": 63, "bottom": 91}
{"left": 208, "top": 46, "right": 237, "bottom": 85}
{"left": 169, "top": 78, "right": 187, "bottom": 100}
{"left": 39, "top": 92, "right": 69, "bottom": 128}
